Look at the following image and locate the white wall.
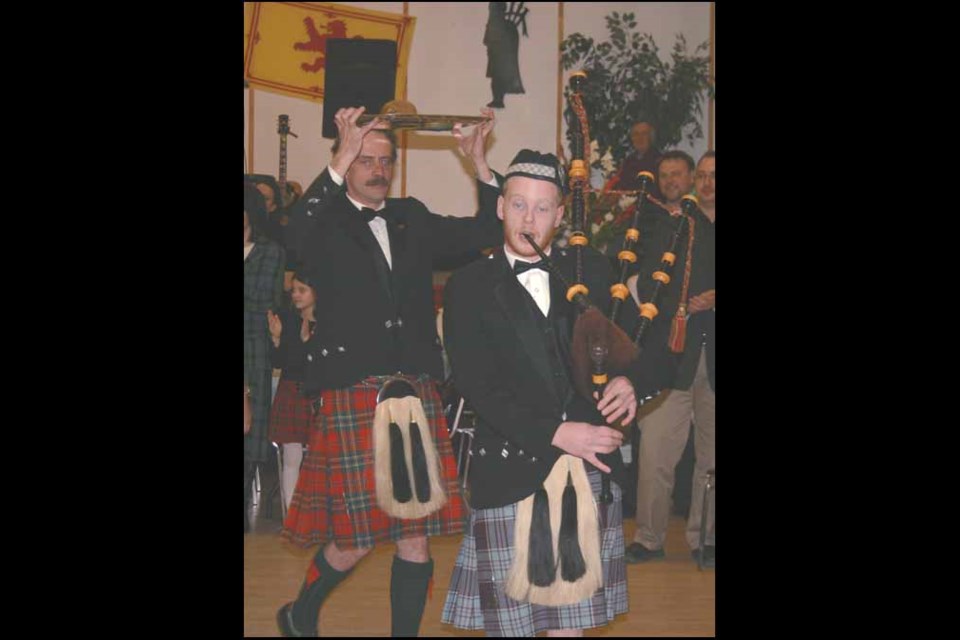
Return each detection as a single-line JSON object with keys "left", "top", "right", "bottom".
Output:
{"left": 243, "top": 2, "right": 712, "bottom": 216}
{"left": 403, "top": 1, "right": 559, "bottom": 218}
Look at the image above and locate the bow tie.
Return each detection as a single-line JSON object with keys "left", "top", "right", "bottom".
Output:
{"left": 513, "top": 259, "right": 548, "bottom": 275}
{"left": 360, "top": 207, "right": 386, "bottom": 223}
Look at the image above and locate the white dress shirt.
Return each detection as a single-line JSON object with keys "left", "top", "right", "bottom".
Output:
{"left": 503, "top": 245, "right": 551, "bottom": 317}
{"left": 328, "top": 166, "right": 393, "bottom": 268}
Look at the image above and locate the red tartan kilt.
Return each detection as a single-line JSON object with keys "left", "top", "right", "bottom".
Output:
{"left": 281, "top": 375, "right": 466, "bottom": 550}
{"left": 268, "top": 379, "right": 313, "bottom": 445}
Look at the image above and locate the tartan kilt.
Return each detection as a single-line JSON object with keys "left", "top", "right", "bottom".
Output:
{"left": 441, "top": 469, "right": 628, "bottom": 636}
{"left": 268, "top": 379, "right": 313, "bottom": 445}
{"left": 281, "top": 374, "right": 466, "bottom": 550}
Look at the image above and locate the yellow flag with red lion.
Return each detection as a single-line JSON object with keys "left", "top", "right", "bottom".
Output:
{"left": 244, "top": 2, "right": 416, "bottom": 102}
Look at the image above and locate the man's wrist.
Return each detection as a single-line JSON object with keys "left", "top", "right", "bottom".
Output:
{"left": 328, "top": 163, "right": 346, "bottom": 185}
{"left": 551, "top": 421, "right": 568, "bottom": 448}
{"left": 476, "top": 166, "right": 496, "bottom": 186}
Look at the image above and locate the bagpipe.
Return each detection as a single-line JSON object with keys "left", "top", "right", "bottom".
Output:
{"left": 528, "top": 71, "right": 712, "bottom": 409}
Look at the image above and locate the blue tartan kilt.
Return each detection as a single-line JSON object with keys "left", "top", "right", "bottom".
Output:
{"left": 441, "top": 468, "right": 628, "bottom": 636}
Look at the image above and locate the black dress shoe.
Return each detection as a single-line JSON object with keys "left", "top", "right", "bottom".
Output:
{"left": 277, "top": 602, "right": 315, "bottom": 637}
{"left": 625, "top": 542, "right": 665, "bottom": 564}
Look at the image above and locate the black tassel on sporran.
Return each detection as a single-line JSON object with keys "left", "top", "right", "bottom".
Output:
{"left": 390, "top": 422, "right": 413, "bottom": 503}
{"left": 528, "top": 487, "right": 556, "bottom": 587}
{"left": 409, "top": 421, "right": 431, "bottom": 502}
{"left": 559, "top": 470, "right": 586, "bottom": 581}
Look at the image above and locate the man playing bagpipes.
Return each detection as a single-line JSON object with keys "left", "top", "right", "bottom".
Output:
{"left": 440, "top": 150, "right": 664, "bottom": 636}
{"left": 276, "top": 107, "right": 501, "bottom": 637}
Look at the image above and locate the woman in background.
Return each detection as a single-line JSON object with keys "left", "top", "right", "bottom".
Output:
{"left": 267, "top": 271, "right": 319, "bottom": 512}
